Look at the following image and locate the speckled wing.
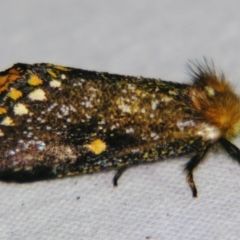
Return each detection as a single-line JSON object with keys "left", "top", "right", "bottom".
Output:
{"left": 0, "top": 63, "right": 210, "bottom": 182}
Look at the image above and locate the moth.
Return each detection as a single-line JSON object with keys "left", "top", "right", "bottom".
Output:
{"left": 0, "top": 60, "right": 240, "bottom": 197}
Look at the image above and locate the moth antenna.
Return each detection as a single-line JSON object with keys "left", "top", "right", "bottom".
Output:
{"left": 186, "top": 57, "right": 225, "bottom": 82}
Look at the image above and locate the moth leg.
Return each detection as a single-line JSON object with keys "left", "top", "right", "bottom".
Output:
{"left": 219, "top": 138, "right": 240, "bottom": 163}
{"left": 113, "top": 166, "right": 128, "bottom": 186}
{"left": 185, "top": 146, "right": 210, "bottom": 197}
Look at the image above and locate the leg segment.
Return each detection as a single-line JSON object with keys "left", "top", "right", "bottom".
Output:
{"left": 185, "top": 145, "right": 210, "bottom": 197}
{"left": 113, "top": 166, "right": 128, "bottom": 186}
{"left": 219, "top": 138, "right": 240, "bottom": 163}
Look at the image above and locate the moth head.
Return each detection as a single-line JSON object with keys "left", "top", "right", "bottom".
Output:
{"left": 188, "top": 59, "right": 240, "bottom": 140}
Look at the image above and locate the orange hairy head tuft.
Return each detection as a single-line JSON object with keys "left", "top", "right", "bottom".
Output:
{"left": 188, "top": 60, "right": 240, "bottom": 139}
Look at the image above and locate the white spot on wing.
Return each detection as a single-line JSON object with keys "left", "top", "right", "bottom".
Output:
{"left": 47, "top": 103, "right": 58, "bottom": 112}
{"left": 177, "top": 120, "right": 195, "bottom": 131}
{"left": 161, "top": 96, "right": 172, "bottom": 102}
{"left": 151, "top": 100, "right": 159, "bottom": 110}
{"left": 69, "top": 104, "right": 77, "bottom": 112}
{"left": 110, "top": 125, "right": 116, "bottom": 130}
{"left": 60, "top": 104, "right": 69, "bottom": 116}
{"left": 150, "top": 132, "right": 157, "bottom": 138}
{"left": 99, "top": 120, "right": 105, "bottom": 125}
{"left": 49, "top": 80, "right": 61, "bottom": 88}
{"left": 0, "top": 116, "right": 14, "bottom": 126}
{"left": 127, "top": 84, "right": 136, "bottom": 91}
{"left": 126, "top": 128, "right": 134, "bottom": 134}
{"left": 197, "top": 123, "right": 220, "bottom": 141}
{"left": 61, "top": 74, "right": 66, "bottom": 79}
{"left": 14, "top": 103, "right": 29, "bottom": 115}
{"left": 28, "top": 89, "right": 47, "bottom": 101}
{"left": 117, "top": 97, "right": 131, "bottom": 113}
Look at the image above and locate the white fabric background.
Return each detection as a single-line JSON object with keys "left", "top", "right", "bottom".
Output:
{"left": 0, "top": 1, "right": 240, "bottom": 239}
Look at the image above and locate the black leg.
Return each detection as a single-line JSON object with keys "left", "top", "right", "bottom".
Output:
{"left": 219, "top": 138, "right": 240, "bottom": 163}
{"left": 185, "top": 145, "right": 210, "bottom": 197}
{"left": 113, "top": 166, "right": 128, "bottom": 186}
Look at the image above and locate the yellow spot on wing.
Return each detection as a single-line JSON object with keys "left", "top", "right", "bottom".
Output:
{"left": 0, "top": 107, "right": 7, "bottom": 114}
{"left": 85, "top": 139, "right": 107, "bottom": 155}
{"left": 8, "top": 88, "right": 23, "bottom": 100}
{"left": 0, "top": 68, "right": 21, "bottom": 93}
{"left": 136, "top": 89, "right": 142, "bottom": 95}
{"left": 0, "top": 129, "right": 4, "bottom": 136}
{"left": 28, "top": 74, "right": 43, "bottom": 86}
{"left": 47, "top": 70, "right": 57, "bottom": 78}
{"left": 28, "top": 89, "right": 47, "bottom": 101}
{"left": 54, "top": 65, "right": 70, "bottom": 71}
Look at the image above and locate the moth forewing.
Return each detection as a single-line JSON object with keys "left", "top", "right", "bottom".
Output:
{"left": 0, "top": 60, "right": 239, "bottom": 197}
